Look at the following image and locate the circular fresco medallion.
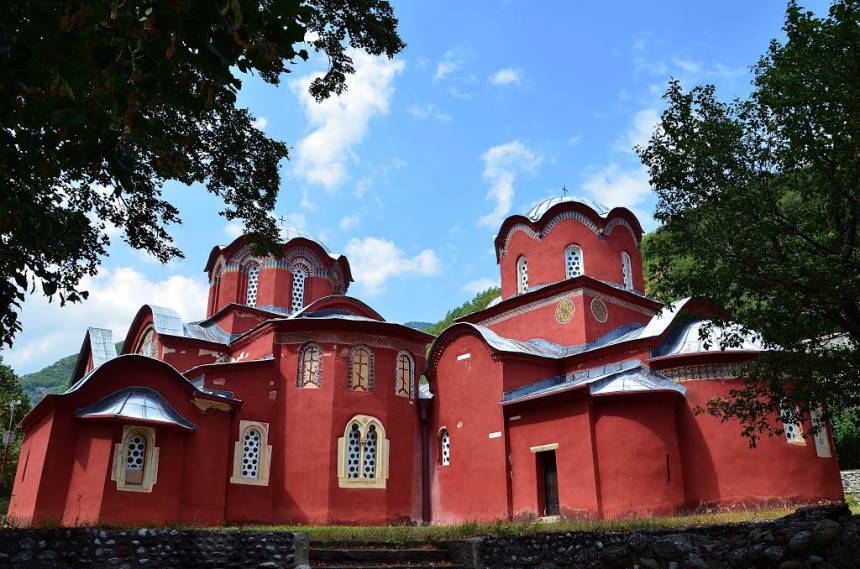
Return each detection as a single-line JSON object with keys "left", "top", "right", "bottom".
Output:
{"left": 555, "top": 299, "right": 575, "bottom": 324}
{"left": 591, "top": 298, "right": 608, "bottom": 322}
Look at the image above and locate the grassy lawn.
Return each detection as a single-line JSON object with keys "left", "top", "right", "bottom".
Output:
{"left": 240, "top": 506, "right": 807, "bottom": 543}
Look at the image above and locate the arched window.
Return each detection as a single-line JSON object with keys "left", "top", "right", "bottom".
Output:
{"left": 621, "top": 252, "right": 632, "bottom": 290}
{"left": 395, "top": 352, "right": 414, "bottom": 398}
{"left": 245, "top": 261, "right": 261, "bottom": 307}
{"left": 348, "top": 345, "right": 374, "bottom": 392}
{"left": 297, "top": 342, "right": 323, "bottom": 388}
{"left": 230, "top": 420, "right": 272, "bottom": 486}
{"left": 291, "top": 268, "right": 307, "bottom": 312}
{"left": 517, "top": 256, "right": 528, "bottom": 293}
{"left": 337, "top": 415, "right": 389, "bottom": 488}
{"left": 565, "top": 244, "right": 584, "bottom": 278}
{"left": 138, "top": 328, "right": 158, "bottom": 358}
{"left": 111, "top": 426, "right": 158, "bottom": 492}
{"left": 439, "top": 428, "right": 450, "bottom": 466}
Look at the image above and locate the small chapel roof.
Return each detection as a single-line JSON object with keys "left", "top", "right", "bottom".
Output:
{"left": 74, "top": 387, "right": 196, "bottom": 431}
{"left": 525, "top": 195, "right": 610, "bottom": 221}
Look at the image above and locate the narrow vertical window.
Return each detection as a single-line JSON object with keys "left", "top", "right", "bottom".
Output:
{"left": 621, "top": 252, "right": 633, "bottom": 290}
{"left": 395, "top": 352, "right": 414, "bottom": 398}
{"left": 565, "top": 244, "right": 584, "bottom": 278}
{"left": 363, "top": 425, "right": 377, "bottom": 479}
{"left": 782, "top": 408, "right": 804, "bottom": 444}
{"left": 291, "top": 268, "right": 306, "bottom": 312}
{"left": 348, "top": 345, "right": 374, "bottom": 392}
{"left": 810, "top": 406, "right": 832, "bottom": 457}
{"left": 125, "top": 434, "right": 146, "bottom": 484}
{"left": 297, "top": 342, "right": 323, "bottom": 388}
{"left": 517, "top": 256, "right": 528, "bottom": 293}
{"left": 138, "top": 329, "right": 158, "bottom": 358}
{"left": 246, "top": 261, "right": 260, "bottom": 307}
{"left": 242, "top": 429, "right": 261, "bottom": 478}
{"left": 440, "top": 428, "right": 450, "bottom": 466}
{"left": 347, "top": 423, "right": 362, "bottom": 479}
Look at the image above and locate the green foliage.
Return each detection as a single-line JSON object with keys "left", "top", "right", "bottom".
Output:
{"left": 636, "top": 0, "right": 860, "bottom": 444}
{"left": 0, "top": 360, "right": 31, "bottom": 499}
{"left": 426, "top": 287, "right": 501, "bottom": 337}
{"left": 0, "top": 0, "right": 405, "bottom": 349}
{"left": 831, "top": 407, "right": 860, "bottom": 469}
{"left": 403, "top": 321, "right": 432, "bottom": 332}
{"left": 18, "top": 341, "right": 123, "bottom": 404}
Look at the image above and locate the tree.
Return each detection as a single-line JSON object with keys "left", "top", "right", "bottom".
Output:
{"left": 0, "top": 360, "right": 31, "bottom": 501}
{"left": 426, "top": 286, "right": 502, "bottom": 337}
{"left": 0, "top": 0, "right": 405, "bottom": 348}
{"left": 636, "top": 0, "right": 860, "bottom": 443}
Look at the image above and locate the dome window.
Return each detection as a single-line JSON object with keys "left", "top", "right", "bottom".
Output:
{"left": 517, "top": 256, "right": 528, "bottom": 293}
{"left": 565, "top": 244, "right": 584, "bottom": 279}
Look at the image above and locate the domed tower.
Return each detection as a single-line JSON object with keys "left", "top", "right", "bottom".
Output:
{"left": 203, "top": 227, "right": 353, "bottom": 317}
{"left": 495, "top": 196, "right": 644, "bottom": 299}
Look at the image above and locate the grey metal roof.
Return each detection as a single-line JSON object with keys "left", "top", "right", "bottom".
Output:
{"left": 280, "top": 225, "right": 333, "bottom": 254}
{"left": 526, "top": 195, "right": 610, "bottom": 221}
{"left": 183, "top": 321, "right": 233, "bottom": 344}
{"left": 652, "top": 317, "right": 765, "bottom": 358}
{"left": 87, "top": 327, "right": 117, "bottom": 368}
{"left": 150, "top": 306, "right": 185, "bottom": 336}
{"left": 74, "top": 387, "right": 196, "bottom": 430}
{"left": 418, "top": 383, "right": 434, "bottom": 399}
{"left": 501, "top": 359, "right": 685, "bottom": 405}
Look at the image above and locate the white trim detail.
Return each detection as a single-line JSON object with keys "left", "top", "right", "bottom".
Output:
{"left": 529, "top": 443, "right": 559, "bottom": 453}
{"left": 456, "top": 353, "right": 471, "bottom": 361}
{"left": 488, "top": 431, "right": 502, "bottom": 439}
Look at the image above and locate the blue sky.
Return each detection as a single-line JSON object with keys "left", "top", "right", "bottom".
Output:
{"left": 4, "top": 0, "right": 832, "bottom": 375}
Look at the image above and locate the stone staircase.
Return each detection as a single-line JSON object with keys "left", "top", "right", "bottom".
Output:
{"left": 309, "top": 541, "right": 464, "bottom": 569}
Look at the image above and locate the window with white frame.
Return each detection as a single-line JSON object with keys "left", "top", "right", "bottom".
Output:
{"left": 245, "top": 261, "right": 261, "bottom": 307}
{"left": 439, "top": 428, "right": 450, "bottom": 466}
{"left": 565, "top": 244, "right": 584, "bottom": 279}
{"left": 517, "top": 256, "right": 528, "bottom": 293}
{"left": 348, "top": 345, "right": 374, "bottom": 392}
{"left": 291, "top": 268, "right": 306, "bottom": 312}
{"left": 111, "top": 425, "right": 159, "bottom": 492}
{"left": 621, "top": 252, "right": 633, "bottom": 290}
{"left": 395, "top": 351, "right": 414, "bottom": 398}
{"left": 810, "top": 406, "right": 832, "bottom": 457}
{"left": 297, "top": 342, "right": 323, "bottom": 388}
{"left": 337, "top": 415, "right": 389, "bottom": 488}
{"left": 782, "top": 408, "right": 805, "bottom": 445}
{"left": 230, "top": 420, "right": 272, "bottom": 486}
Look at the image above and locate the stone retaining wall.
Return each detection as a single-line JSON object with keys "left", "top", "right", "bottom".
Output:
{"left": 0, "top": 527, "right": 308, "bottom": 569}
{"left": 450, "top": 504, "right": 859, "bottom": 569}
{"left": 840, "top": 469, "right": 860, "bottom": 496}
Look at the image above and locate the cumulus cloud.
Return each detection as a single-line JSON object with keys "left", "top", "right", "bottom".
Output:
{"left": 434, "top": 47, "right": 471, "bottom": 81}
{"left": 6, "top": 268, "right": 209, "bottom": 375}
{"left": 488, "top": 68, "right": 522, "bottom": 85}
{"left": 340, "top": 213, "right": 362, "bottom": 229}
{"left": 582, "top": 163, "right": 652, "bottom": 219}
{"left": 224, "top": 222, "right": 244, "bottom": 239}
{"left": 252, "top": 116, "right": 268, "bottom": 131}
{"left": 463, "top": 278, "right": 500, "bottom": 294}
{"left": 290, "top": 50, "right": 404, "bottom": 190}
{"left": 479, "top": 141, "right": 542, "bottom": 228}
{"left": 344, "top": 237, "right": 439, "bottom": 295}
{"left": 408, "top": 103, "right": 452, "bottom": 122}
{"left": 615, "top": 108, "right": 660, "bottom": 154}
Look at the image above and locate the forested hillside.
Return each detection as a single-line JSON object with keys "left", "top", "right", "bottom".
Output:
{"left": 19, "top": 342, "right": 123, "bottom": 403}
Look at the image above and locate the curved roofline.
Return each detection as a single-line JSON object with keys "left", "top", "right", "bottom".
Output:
{"left": 493, "top": 201, "right": 644, "bottom": 263}
{"left": 204, "top": 234, "right": 353, "bottom": 283}
{"left": 21, "top": 354, "right": 238, "bottom": 431}
{"left": 295, "top": 295, "right": 386, "bottom": 321}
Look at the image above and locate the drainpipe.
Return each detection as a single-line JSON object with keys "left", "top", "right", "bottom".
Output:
{"left": 418, "top": 398, "right": 431, "bottom": 524}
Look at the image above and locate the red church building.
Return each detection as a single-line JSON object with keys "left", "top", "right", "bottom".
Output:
{"left": 6, "top": 199, "right": 844, "bottom": 527}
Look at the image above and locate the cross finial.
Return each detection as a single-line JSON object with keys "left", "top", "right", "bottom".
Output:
{"left": 562, "top": 185, "right": 568, "bottom": 196}
{"left": 278, "top": 215, "right": 286, "bottom": 228}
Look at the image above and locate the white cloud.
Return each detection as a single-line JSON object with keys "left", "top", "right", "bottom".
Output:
{"left": 408, "top": 103, "right": 452, "bottom": 122}
{"left": 354, "top": 177, "right": 371, "bottom": 199}
{"left": 488, "top": 68, "right": 522, "bottom": 85}
{"left": 434, "top": 47, "right": 471, "bottom": 82}
{"left": 479, "top": 141, "right": 542, "bottom": 228}
{"left": 299, "top": 188, "right": 317, "bottom": 211}
{"left": 615, "top": 108, "right": 660, "bottom": 154}
{"left": 224, "top": 222, "right": 243, "bottom": 239}
{"left": 6, "top": 268, "right": 209, "bottom": 375}
{"left": 344, "top": 237, "right": 439, "bottom": 295}
{"left": 290, "top": 50, "right": 404, "bottom": 190}
{"left": 340, "top": 213, "right": 362, "bottom": 229}
{"left": 463, "top": 278, "right": 500, "bottom": 294}
{"left": 252, "top": 116, "right": 268, "bottom": 131}
{"left": 582, "top": 163, "right": 652, "bottom": 217}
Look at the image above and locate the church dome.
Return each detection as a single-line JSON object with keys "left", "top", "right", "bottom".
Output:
{"left": 526, "top": 195, "right": 609, "bottom": 221}
{"left": 280, "top": 225, "right": 332, "bottom": 254}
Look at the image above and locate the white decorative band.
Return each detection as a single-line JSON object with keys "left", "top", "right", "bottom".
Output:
{"left": 661, "top": 364, "right": 741, "bottom": 382}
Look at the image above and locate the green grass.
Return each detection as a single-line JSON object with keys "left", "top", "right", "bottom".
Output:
{"left": 239, "top": 507, "right": 799, "bottom": 543}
